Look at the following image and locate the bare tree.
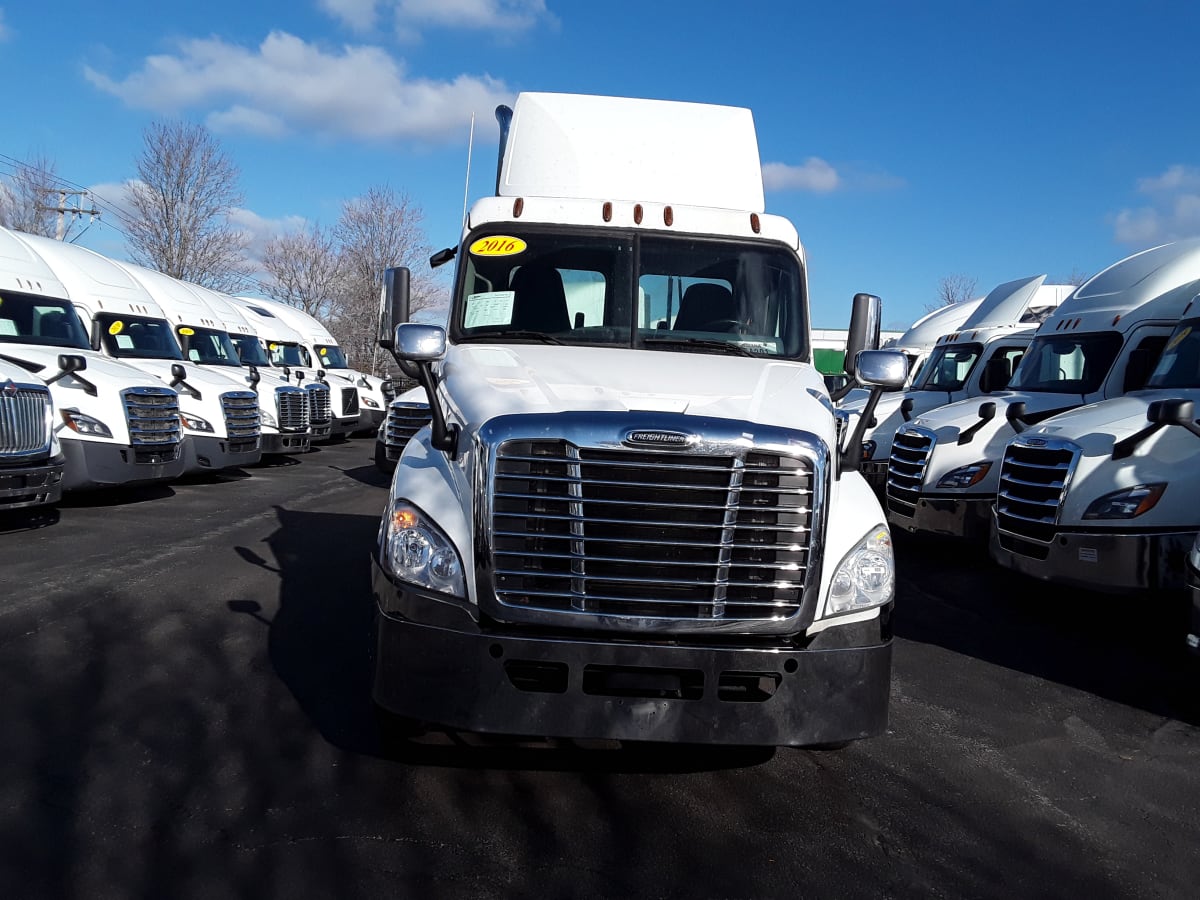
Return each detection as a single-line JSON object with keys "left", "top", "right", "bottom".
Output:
{"left": 928, "top": 273, "right": 979, "bottom": 311}
{"left": 126, "top": 121, "right": 251, "bottom": 292}
{"left": 261, "top": 224, "right": 345, "bottom": 319}
{"left": 0, "top": 154, "right": 84, "bottom": 240}
{"left": 331, "top": 185, "right": 437, "bottom": 372}
{"left": 1058, "top": 268, "right": 1091, "bottom": 286}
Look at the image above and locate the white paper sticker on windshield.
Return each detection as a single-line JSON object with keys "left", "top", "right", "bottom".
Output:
{"left": 465, "top": 291, "right": 515, "bottom": 328}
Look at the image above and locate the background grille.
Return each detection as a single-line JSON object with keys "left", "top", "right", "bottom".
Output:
{"left": 385, "top": 403, "right": 432, "bottom": 459}
{"left": 274, "top": 387, "right": 309, "bottom": 432}
{"left": 305, "top": 383, "right": 331, "bottom": 425}
{"left": 221, "top": 391, "right": 260, "bottom": 449}
{"left": 341, "top": 387, "right": 359, "bottom": 417}
{"left": 123, "top": 387, "right": 181, "bottom": 447}
{"left": 995, "top": 441, "right": 1079, "bottom": 552}
{"left": 886, "top": 428, "right": 935, "bottom": 517}
{"left": 491, "top": 440, "right": 814, "bottom": 622}
{"left": 0, "top": 384, "right": 52, "bottom": 457}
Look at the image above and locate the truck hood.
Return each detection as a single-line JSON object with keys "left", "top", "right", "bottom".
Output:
{"left": 441, "top": 344, "right": 833, "bottom": 438}
{"left": 0, "top": 345, "right": 168, "bottom": 388}
{"left": 1023, "top": 390, "right": 1200, "bottom": 446}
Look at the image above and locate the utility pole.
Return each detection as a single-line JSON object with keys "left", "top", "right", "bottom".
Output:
{"left": 36, "top": 189, "right": 101, "bottom": 240}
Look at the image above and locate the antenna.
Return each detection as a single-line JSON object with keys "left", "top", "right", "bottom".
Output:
{"left": 462, "top": 112, "right": 475, "bottom": 227}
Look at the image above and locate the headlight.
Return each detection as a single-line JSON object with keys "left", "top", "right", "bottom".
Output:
{"left": 383, "top": 500, "right": 465, "bottom": 597}
{"left": 180, "top": 412, "right": 215, "bottom": 433}
{"left": 936, "top": 461, "right": 992, "bottom": 489}
{"left": 61, "top": 409, "right": 113, "bottom": 438}
{"left": 828, "top": 525, "right": 894, "bottom": 616}
{"left": 361, "top": 396, "right": 380, "bottom": 409}
{"left": 1082, "top": 483, "right": 1166, "bottom": 520}
{"left": 259, "top": 408, "right": 277, "bottom": 428}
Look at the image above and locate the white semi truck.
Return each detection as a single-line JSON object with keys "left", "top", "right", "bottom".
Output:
{"left": 13, "top": 234, "right": 262, "bottom": 474}
{"left": 1188, "top": 534, "right": 1200, "bottom": 658}
{"left": 0, "top": 357, "right": 64, "bottom": 510}
{"left": 990, "top": 292, "right": 1200, "bottom": 591}
{"left": 0, "top": 227, "right": 184, "bottom": 491}
{"left": 885, "top": 239, "right": 1200, "bottom": 541}
{"left": 845, "top": 277, "right": 1071, "bottom": 486}
{"left": 370, "top": 92, "right": 907, "bottom": 747}
{"left": 223, "top": 296, "right": 333, "bottom": 442}
{"left": 231, "top": 297, "right": 382, "bottom": 437}
{"left": 115, "top": 263, "right": 313, "bottom": 456}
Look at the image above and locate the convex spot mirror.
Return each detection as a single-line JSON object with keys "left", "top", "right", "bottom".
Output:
{"left": 395, "top": 323, "right": 447, "bottom": 362}
{"left": 855, "top": 349, "right": 907, "bottom": 391}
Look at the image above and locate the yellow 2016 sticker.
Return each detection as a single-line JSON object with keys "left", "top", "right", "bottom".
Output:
{"left": 269, "top": 343, "right": 278, "bottom": 351}
{"left": 178, "top": 326, "right": 195, "bottom": 336}
{"left": 470, "top": 236, "right": 527, "bottom": 257}
{"left": 319, "top": 347, "right": 328, "bottom": 355}
{"left": 1166, "top": 326, "right": 1192, "bottom": 352}
{"left": 108, "top": 320, "right": 125, "bottom": 335}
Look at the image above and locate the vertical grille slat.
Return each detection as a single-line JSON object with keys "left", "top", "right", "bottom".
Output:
{"left": 0, "top": 383, "right": 52, "bottom": 457}
{"left": 885, "top": 427, "right": 935, "bottom": 517}
{"left": 491, "top": 440, "right": 814, "bottom": 622}
{"left": 995, "top": 439, "right": 1080, "bottom": 555}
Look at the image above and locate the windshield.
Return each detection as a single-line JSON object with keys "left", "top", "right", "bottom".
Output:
{"left": 269, "top": 341, "right": 309, "bottom": 367}
{"left": 230, "top": 333, "right": 270, "bottom": 367}
{"left": 97, "top": 313, "right": 182, "bottom": 361}
{"left": 912, "top": 343, "right": 982, "bottom": 391}
{"left": 314, "top": 344, "right": 349, "bottom": 368}
{"left": 1146, "top": 318, "right": 1200, "bottom": 389}
{"left": 177, "top": 326, "right": 243, "bottom": 367}
{"left": 0, "top": 290, "right": 89, "bottom": 349}
{"left": 451, "top": 227, "right": 807, "bottom": 359}
{"left": 1007, "top": 332, "right": 1122, "bottom": 394}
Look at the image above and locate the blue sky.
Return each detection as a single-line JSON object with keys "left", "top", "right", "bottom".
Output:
{"left": 2, "top": 0, "right": 1199, "bottom": 329}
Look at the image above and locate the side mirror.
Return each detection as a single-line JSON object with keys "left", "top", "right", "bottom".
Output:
{"left": 1007, "top": 400, "right": 1029, "bottom": 434}
{"left": 429, "top": 247, "right": 457, "bottom": 269}
{"left": 979, "top": 357, "right": 1012, "bottom": 394}
{"left": 379, "top": 267, "right": 411, "bottom": 350}
{"left": 57, "top": 353, "right": 86, "bottom": 374}
{"left": 843, "top": 293, "right": 882, "bottom": 377}
{"left": 89, "top": 319, "right": 103, "bottom": 352}
{"left": 900, "top": 397, "right": 914, "bottom": 422}
{"left": 854, "top": 349, "right": 907, "bottom": 391}
{"left": 170, "top": 363, "right": 186, "bottom": 382}
{"left": 248, "top": 364, "right": 261, "bottom": 391}
{"left": 395, "top": 323, "right": 447, "bottom": 362}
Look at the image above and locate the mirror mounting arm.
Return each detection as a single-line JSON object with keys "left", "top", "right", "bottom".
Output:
{"left": 840, "top": 386, "right": 884, "bottom": 475}
{"left": 413, "top": 360, "right": 459, "bottom": 458}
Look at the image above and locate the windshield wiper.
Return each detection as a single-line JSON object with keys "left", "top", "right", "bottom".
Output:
{"left": 642, "top": 336, "right": 760, "bottom": 357}
{"left": 464, "top": 331, "right": 565, "bottom": 345}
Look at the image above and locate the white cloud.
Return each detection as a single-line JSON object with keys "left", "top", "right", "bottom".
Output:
{"left": 1112, "top": 164, "right": 1200, "bottom": 244}
{"left": 763, "top": 159, "right": 841, "bottom": 193}
{"left": 318, "top": 0, "right": 552, "bottom": 37}
{"left": 228, "top": 207, "right": 309, "bottom": 265}
{"left": 318, "top": 0, "right": 380, "bottom": 32}
{"left": 84, "top": 30, "right": 512, "bottom": 144}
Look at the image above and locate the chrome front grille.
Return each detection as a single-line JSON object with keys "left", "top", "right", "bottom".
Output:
{"left": 275, "top": 387, "right": 309, "bottom": 432}
{"left": 341, "top": 387, "right": 359, "bottom": 417}
{"left": 221, "top": 391, "right": 260, "bottom": 448}
{"left": 305, "top": 382, "right": 331, "bottom": 425}
{"left": 385, "top": 402, "right": 431, "bottom": 459}
{"left": 488, "top": 429, "right": 818, "bottom": 626}
{"left": 886, "top": 427, "right": 935, "bottom": 517}
{"left": 0, "top": 382, "right": 52, "bottom": 458}
{"left": 123, "top": 387, "right": 181, "bottom": 446}
{"left": 995, "top": 438, "right": 1080, "bottom": 554}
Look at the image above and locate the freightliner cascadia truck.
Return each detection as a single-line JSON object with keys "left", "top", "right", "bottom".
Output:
{"left": 370, "top": 92, "right": 907, "bottom": 748}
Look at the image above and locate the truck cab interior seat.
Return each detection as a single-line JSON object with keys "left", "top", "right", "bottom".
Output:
{"left": 674, "top": 283, "right": 735, "bottom": 331}
{"left": 510, "top": 264, "right": 571, "bottom": 332}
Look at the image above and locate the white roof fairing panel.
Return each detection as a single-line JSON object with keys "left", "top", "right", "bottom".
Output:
{"left": 498, "top": 93, "right": 766, "bottom": 212}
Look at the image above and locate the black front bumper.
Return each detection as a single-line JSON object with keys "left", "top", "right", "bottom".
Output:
{"left": 371, "top": 558, "right": 892, "bottom": 747}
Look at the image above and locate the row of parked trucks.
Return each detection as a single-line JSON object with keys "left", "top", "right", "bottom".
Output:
{"left": 0, "top": 227, "right": 392, "bottom": 512}
{"left": 834, "top": 238, "right": 1200, "bottom": 660}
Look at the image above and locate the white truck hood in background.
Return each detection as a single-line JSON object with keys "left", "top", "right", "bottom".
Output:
{"left": 441, "top": 344, "right": 833, "bottom": 440}
{"left": 0, "top": 345, "right": 164, "bottom": 387}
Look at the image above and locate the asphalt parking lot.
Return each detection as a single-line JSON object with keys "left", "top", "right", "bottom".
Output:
{"left": 1, "top": 437, "right": 1197, "bottom": 899}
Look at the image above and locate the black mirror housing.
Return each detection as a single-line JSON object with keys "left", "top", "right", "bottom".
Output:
{"left": 843, "top": 293, "right": 882, "bottom": 378}
{"left": 379, "top": 267, "right": 411, "bottom": 349}
{"left": 1147, "top": 398, "right": 1194, "bottom": 426}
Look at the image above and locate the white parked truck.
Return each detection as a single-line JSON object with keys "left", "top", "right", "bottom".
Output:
{"left": 13, "top": 234, "right": 262, "bottom": 474}
{"left": 885, "top": 239, "right": 1200, "bottom": 541}
{"left": 845, "top": 277, "right": 1071, "bottom": 486}
{"left": 990, "top": 292, "right": 1200, "bottom": 591}
{"left": 370, "top": 92, "right": 907, "bottom": 747}
{"left": 223, "top": 296, "right": 333, "bottom": 441}
{"left": 0, "top": 227, "right": 184, "bottom": 491}
{"left": 231, "top": 297, "right": 385, "bottom": 437}
{"left": 1188, "top": 533, "right": 1200, "bottom": 658}
{"left": 0, "top": 357, "right": 64, "bottom": 510}
{"left": 117, "top": 263, "right": 313, "bottom": 456}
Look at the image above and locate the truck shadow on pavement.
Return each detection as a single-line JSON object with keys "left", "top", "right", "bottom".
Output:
{"left": 239, "top": 504, "right": 776, "bottom": 773}
{"left": 891, "top": 533, "right": 1200, "bottom": 726}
